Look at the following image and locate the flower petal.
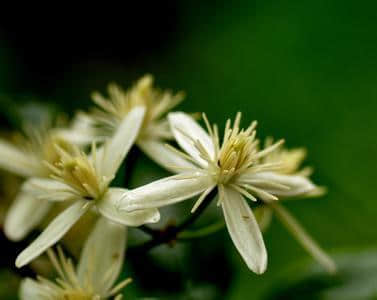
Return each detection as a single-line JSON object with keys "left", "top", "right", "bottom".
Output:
{"left": 97, "top": 188, "right": 160, "bottom": 226}
{"left": 137, "top": 138, "right": 196, "bottom": 173}
{"left": 15, "top": 200, "right": 90, "bottom": 268}
{"left": 19, "top": 278, "right": 44, "bottom": 300}
{"left": 120, "top": 172, "right": 214, "bottom": 212}
{"left": 0, "top": 140, "right": 41, "bottom": 177}
{"left": 240, "top": 171, "right": 317, "bottom": 198}
{"left": 77, "top": 217, "right": 126, "bottom": 296}
{"left": 4, "top": 192, "right": 53, "bottom": 241}
{"left": 101, "top": 106, "right": 146, "bottom": 178}
{"left": 168, "top": 112, "right": 214, "bottom": 167}
{"left": 22, "top": 178, "right": 78, "bottom": 201}
{"left": 221, "top": 187, "right": 267, "bottom": 274}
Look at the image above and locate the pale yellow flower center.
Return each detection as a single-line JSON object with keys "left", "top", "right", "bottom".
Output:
{"left": 91, "top": 74, "right": 184, "bottom": 139}
{"left": 46, "top": 143, "right": 109, "bottom": 200}
{"left": 35, "top": 248, "right": 130, "bottom": 300}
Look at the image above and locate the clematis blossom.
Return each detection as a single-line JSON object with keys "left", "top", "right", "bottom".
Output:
{"left": 119, "top": 112, "right": 317, "bottom": 274}
{"left": 15, "top": 106, "right": 160, "bottom": 268}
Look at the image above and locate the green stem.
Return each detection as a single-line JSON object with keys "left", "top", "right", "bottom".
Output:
{"left": 178, "top": 221, "right": 225, "bottom": 240}
{"left": 270, "top": 202, "right": 337, "bottom": 274}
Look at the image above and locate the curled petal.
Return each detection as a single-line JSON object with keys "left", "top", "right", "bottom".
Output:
{"left": 97, "top": 188, "right": 160, "bottom": 226}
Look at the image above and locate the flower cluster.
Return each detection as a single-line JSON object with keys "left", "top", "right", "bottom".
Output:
{"left": 0, "top": 75, "right": 335, "bottom": 298}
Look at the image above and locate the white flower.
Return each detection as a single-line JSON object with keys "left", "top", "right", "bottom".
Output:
{"left": 59, "top": 75, "right": 192, "bottom": 173}
{"left": 254, "top": 139, "right": 336, "bottom": 273}
{"left": 19, "top": 217, "right": 131, "bottom": 300}
{"left": 119, "top": 112, "right": 316, "bottom": 274}
{"left": 15, "top": 107, "right": 160, "bottom": 268}
{"left": 0, "top": 126, "right": 79, "bottom": 241}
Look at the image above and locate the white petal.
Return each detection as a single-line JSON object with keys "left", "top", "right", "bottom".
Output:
{"left": 4, "top": 192, "right": 53, "bottom": 241}
{"left": 0, "top": 140, "right": 41, "bottom": 177}
{"left": 120, "top": 172, "right": 214, "bottom": 212}
{"left": 19, "top": 278, "right": 44, "bottom": 300}
{"left": 240, "top": 172, "right": 317, "bottom": 198}
{"left": 221, "top": 187, "right": 267, "bottom": 274}
{"left": 77, "top": 217, "right": 126, "bottom": 296}
{"left": 15, "top": 200, "right": 90, "bottom": 268}
{"left": 137, "top": 138, "right": 196, "bottom": 173}
{"left": 97, "top": 188, "right": 160, "bottom": 226}
{"left": 168, "top": 112, "right": 214, "bottom": 167}
{"left": 22, "top": 178, "right": 78, "bottom": 201}
{"left": 101, "top": 106, "right": 146, "bottom": 178}
{"left": 271, "top": 202, "right": 336, "bottom": 273}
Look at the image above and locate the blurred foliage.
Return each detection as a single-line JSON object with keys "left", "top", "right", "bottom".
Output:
{"left": 1, "top": 0, "right": 377, "bottom": 299}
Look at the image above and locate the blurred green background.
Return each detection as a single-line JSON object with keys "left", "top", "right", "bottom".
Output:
{"left": 1, "top": 1, "right": 377, "bottom": 299}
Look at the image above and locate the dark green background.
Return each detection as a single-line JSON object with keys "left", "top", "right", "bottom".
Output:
{"left": 1, "top": 1, "right": 376, "bottom": 299}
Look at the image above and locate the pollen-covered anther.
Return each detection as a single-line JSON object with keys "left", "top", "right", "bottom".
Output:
{"left": 197, "top": 112, "right": 284, "bottom": 184}
{"left": 90, "top": 74, "right": 184, "bottom": 140}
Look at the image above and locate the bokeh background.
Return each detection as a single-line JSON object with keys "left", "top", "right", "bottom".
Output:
{"left": 1, "top": 1, "right": 377, "bottom": 299}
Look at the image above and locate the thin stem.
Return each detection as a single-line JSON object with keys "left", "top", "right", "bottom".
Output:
{"left": 270, "top": 202, "right": 337, "bottom": 274}
{"left": 178, "top": 220, "right": 225, "bottom": 240}
{"left": 131, "top": 187, "right": 218, "bottom": 253}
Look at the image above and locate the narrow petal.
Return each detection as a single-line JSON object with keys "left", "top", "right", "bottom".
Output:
{"left": 271, "top": 202, "right": 336, "bottom": 273}
{"left": 101, "top": 106, "right": 146, "bottom": 178}
{"left": 168, "top": 112, "right": 214, "bottom": 167}
{"left": 15, "top": 200, "right": 90, "bottom": 268}
{"left": 221, "top": 187, "right": 267, "bottom": 274}
{"left": 77, "top": 217, "right": 126, "bottom": 296}
{"left": 120, "top": 172, "right": 214, "bottom": 212}
{"left": 22, "top": 178, "right": 78, "bottom": 201}
{"left": 19, "top": 278, "right": 44, "bottom": 300}
{"left": 97, "top": 188, "right": 160, "bottom": 226}
{"left": 0, "top": 140, "right": 41, "bottom": 177}
{"left": 240, "top": 171, "right": 317, "bottom": 198}
{"left": 137, "top": 138, "right": 196, "bottom": 173}
{"left": 4, "top": 192, "right": 53, "bottom": 241}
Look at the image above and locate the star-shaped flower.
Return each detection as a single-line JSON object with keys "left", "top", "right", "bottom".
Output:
{"left": 20, "top": 218, "right": 131, "bottom": 299}
{"left": 59, "top": 75, "right": 192, "bottom": 173}
{"left": 15, "top": 107, "right": 160, "bottom": 268}
{"left": 119, "top": 112, "right": 316, "bottom": 274}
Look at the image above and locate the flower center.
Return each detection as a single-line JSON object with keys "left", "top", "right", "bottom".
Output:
{"left": 46, "top": 144, "right": 109, "bottom": 200}
{"left": 55, "top": 291, "right": 94, "bottom": 300}
{"left": 90, "top": 75, "right": 183, "bottom": 139}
